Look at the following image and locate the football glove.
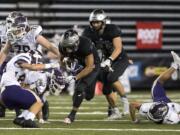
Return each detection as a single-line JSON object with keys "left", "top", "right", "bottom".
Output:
{"left": 100, "top": 57, "right": 114, "bottom": 72}
{"left": 65, "top": 75, "right": 76, "bottom": 83}
{"left": 101, "top": 58, "right": 112, "bottom": 68}
{"left": 44, "top": 62, "right": 60, "bottom": 69}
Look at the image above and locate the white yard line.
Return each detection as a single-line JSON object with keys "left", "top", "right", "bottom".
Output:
{"left": 48, "top": 95, "right": 180, "bottom": 101}
{"left": 49, "top": 99, "right": 180, "bottom": 104}
{"left": 0, "top": 118, "right": 138, "bottom": 122}
{"left": 5, "top": 112, "right": 108, "bottom": 115}
{"left": 49, "top": 106, "right": 108, "bottom": 109}
{"left": 0, "top": 128, "right": 180, "bottom": 132}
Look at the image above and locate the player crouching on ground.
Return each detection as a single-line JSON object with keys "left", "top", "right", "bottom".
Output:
{"left": 129, "top": 51, "right": 180, "bottom": 124}
{"left": 0, "top": 50, "right": 59, "bottom": 128}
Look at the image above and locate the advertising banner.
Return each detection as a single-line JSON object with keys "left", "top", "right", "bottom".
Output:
{"left": 136, "top": 22, "right": 162, "bottom": 49}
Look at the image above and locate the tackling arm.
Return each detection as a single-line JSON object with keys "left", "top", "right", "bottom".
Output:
{"left": 19, "top": 62, "right": 59, "bottom": 71}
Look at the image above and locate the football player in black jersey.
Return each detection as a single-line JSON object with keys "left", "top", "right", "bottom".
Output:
{"left": 82, "top": 9, "right": 130, "bottom": 118}
{"left": 58, "top": 29, "right": 100, "bottom": 124}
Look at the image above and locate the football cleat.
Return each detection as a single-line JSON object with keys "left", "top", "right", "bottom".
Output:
{"left": 122, "top": 111, "right": 130, "bottom": 116}
{"left": 64, "top": 114, "right": 75, "bottom": 124}
{"left": 107, "top": 112, "right": 122, "bottom": 120}
{"left": 22, "top": 119, "right": 39, "bottom": 128}
{"left": 171, "top": 51, "right": 180, "bottom": 69}
{"left": 107, "top": 107, "right": 122, "bottom": 120}
{"left": 13, "top": 117, "right": 25, "bottom": 126}
{"left": 64, "top": 117, "right": 72, "bottom": 124}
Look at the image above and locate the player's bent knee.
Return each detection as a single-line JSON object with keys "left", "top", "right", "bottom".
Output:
{"left": 103, "top": 88, "right": 112, "bottom": 95}
{"left": 85, "top": 94, "right": 94, "bottom": 101}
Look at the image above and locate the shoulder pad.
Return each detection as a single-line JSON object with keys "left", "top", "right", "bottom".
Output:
{"left": 30, "top": 25, "right": 42, "bottom": 36}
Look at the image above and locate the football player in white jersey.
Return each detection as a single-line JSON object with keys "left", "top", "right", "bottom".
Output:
{"left": 0, "top": 50, "right": 59, "bottom": 128}
{"left": 0, "top": 11, "right": 24, "bottom": 117}
{"left": 23, "top": 70, "right": 49, "bottom": 123}
{"left": 0, "top": 13, "right": 59, "bottom": 65}
{"left": 0, "top": 11, "right": 24, "bottom": 51}
{"left": 130, "top": 51, "right": 180, "bottom": 124}
{"left": 0, "top": 22, "right": 7, "bottom": 49}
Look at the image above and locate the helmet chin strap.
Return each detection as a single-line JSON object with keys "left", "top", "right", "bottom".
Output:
{"left": 98, "top": 24, "right": 105, "bottom": 35}
{"left": 91, "top": 22, "right": 106, "bottom": 35}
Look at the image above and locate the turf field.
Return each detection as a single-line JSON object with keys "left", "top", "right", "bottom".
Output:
{"left": 0, "top": 90, "right": 180, "bottom": 135}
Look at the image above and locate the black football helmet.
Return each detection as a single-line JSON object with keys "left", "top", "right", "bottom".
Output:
{"left": 59, "top": 29, "right": 79, "bottom": 53}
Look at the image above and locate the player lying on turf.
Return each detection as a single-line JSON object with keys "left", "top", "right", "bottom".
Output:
{"left": 129, "top": 51, "right": 180, "bottom": 124}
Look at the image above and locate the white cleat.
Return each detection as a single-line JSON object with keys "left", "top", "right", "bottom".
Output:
{"left": 64, "top": 117, "right": 72, "bottom": 124}
{"left": 122, "top": 111, "right": 130, "bottom": 116}
{"left": 107, "top": 113, "right": 122, "bottom": 120}
{"left": 107, "top": 110, "right": 122, "bottom": 120}
{"left": 171, "top": 51, "right": 180, "bottom": 68}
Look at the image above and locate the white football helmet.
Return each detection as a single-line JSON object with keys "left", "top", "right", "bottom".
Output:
{"left": 6, "top": 11, "right": 24, "bottom": 30}
{"left": 6, "top": 16, "right": 28, "bottom": 43}
{"left": 89, "top": 9, "right": 107, "bottom": 24}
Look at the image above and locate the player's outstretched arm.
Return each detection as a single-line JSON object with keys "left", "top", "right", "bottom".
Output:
{"left": 19, "top": 62, "right": 60, "bottom": 71}
{"left": 36, "top": 35, "right": 60, "bottom": 58}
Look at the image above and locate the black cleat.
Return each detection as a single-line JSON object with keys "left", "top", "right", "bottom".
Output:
{"left": 22, "top": 119, "right": 39, "bottom": 128}
{"left": 13, "top": 117, "right": 25, "bottom": 126}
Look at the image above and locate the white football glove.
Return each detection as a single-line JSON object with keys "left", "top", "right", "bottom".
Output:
{"left": 51, "top": 63, "right": 60, "bottom": 68}
{"left": 65, "top": 75, "right": 76, "bottom": 83}
{"left": 100, "top": 58, "right": 112, "bottom": 68}
{"left": 45, "top": 63, "right": 60, "bottom": 69}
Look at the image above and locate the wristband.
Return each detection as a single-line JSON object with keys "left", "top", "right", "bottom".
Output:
{"left": 44, "top": 63, "right": 52, "bottom": 69}
{"left": 108, "top": 57, "right": 113, "bottom": 62}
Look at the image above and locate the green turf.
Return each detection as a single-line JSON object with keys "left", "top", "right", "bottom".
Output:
{"left": 0, "top": 91, "right": 180, "bottom": 135}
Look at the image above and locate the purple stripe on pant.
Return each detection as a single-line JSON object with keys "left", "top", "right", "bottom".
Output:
{"left": 151, "top": 81, "right": 171, "bottom": 103}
